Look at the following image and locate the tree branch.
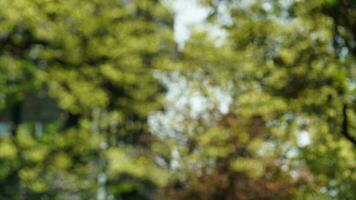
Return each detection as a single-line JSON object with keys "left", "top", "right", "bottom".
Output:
{"left": 341, "top": 104, "right": 356, "bottom": 145}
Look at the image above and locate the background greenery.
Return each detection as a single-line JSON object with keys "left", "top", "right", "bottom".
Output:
{"left": 0, "top": 0, "right": 355, "bottom": 199}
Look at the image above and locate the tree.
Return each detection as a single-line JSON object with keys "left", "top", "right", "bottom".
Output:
{"left": 151, "top": 0, "right": 355, "bottom": 199}
{"left": 0, "top": 0, "right": 355, "bottom": 199}
{"left": 0, "top": 0, "right": 175, "bottom": 199}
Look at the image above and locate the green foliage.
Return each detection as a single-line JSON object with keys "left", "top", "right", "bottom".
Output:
{"left": 0, "top": 0, "right": 355, "bottom": 199}
{"left": 0, "top": 0, "right": 175, "bottom": 199}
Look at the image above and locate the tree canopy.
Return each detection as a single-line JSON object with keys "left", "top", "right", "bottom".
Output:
{"left": 0, "top": 0, "right": 355, "bottom": 199}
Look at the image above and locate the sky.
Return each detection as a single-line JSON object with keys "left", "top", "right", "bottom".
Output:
{"left": 172, "top": 0, "right": 210, "bottom": 46}
{"left": 148, "top": 1, "right": 233, "bottom": 142}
